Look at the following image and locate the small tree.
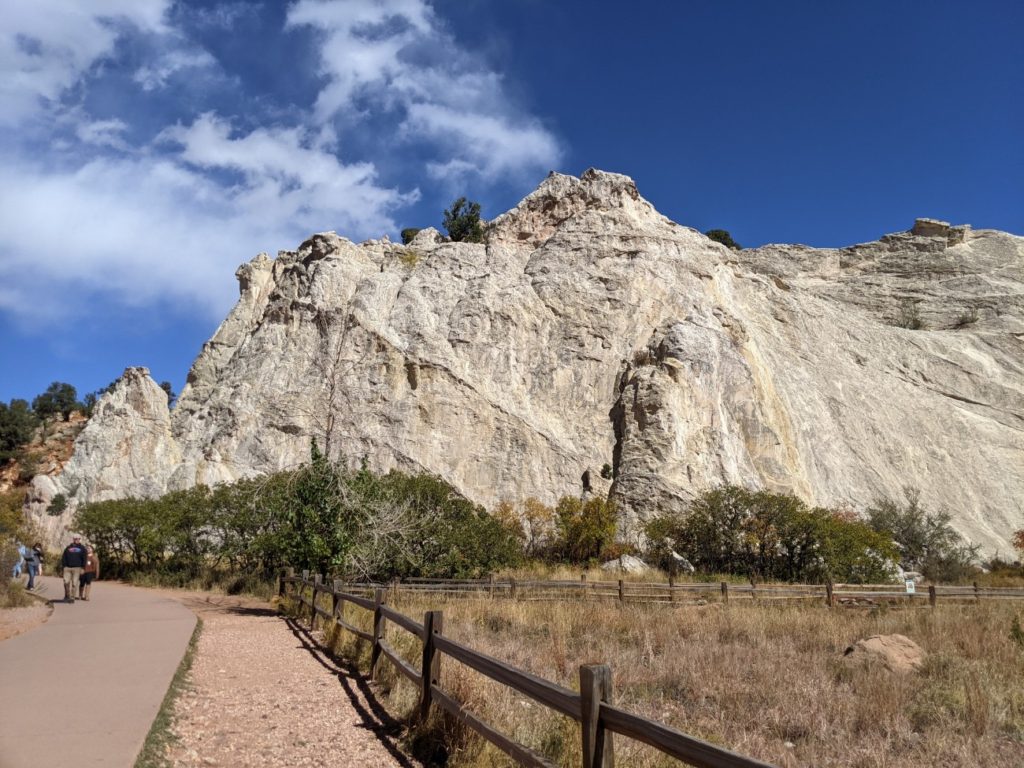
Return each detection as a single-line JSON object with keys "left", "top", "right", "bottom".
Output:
{"left": 32, "top": 382, "right": 78, "bottom": 421}
{"left": 159, "top": 381, "right": 177, "bottom": 407}
{"left": 867, "top": 488, "right": 978, "bottom": 581}
{"left": 0, "top": 399, "right": 38, "bottom": 463}
{"left": 552, "top": 496, "right": 617, "bottom": 563}
{"left": 400, "top": 228, "right": 422, "bottom": 245}
{"left": 705, "top": 229, "right": 742, "bottom": 250}
{"left": 442, "top": 197, "right": 485, "bottom": 243}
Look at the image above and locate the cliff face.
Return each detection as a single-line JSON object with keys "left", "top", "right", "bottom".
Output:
{"left": 36, "top": 170, "right": 1024, "bottom": 553}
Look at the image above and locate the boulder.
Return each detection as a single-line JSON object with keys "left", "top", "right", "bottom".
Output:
{"left": 843, "top": 634, "right": 926, "bottom": 673}
{"left": 600, "top": 554, "right": 650, "bottom": 574}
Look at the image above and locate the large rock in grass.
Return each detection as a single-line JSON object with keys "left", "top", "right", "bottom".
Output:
{"left": 843, "top": 634, "right": 926, "bottom": 673}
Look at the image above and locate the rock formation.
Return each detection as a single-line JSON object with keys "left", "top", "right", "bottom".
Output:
{"left": 34, "top": 170, "right": 1024, "bottom": 554}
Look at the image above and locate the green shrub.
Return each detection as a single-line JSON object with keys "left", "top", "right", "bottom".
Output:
{"left": 0, "top": 399, "right": 37, "bottom": 463}
{"left": 552, "top": 496, "right": 617, "bottom": 563}
{"left": 644, "top": 486, "right": 897, "bottom": 583}
{"left": 74, "top": 445, "right": 523, "bottom": 584}
{"left": 953, "top": 306, "right": 980, "bottom": 328}
{"left": 32, "top": 381, "right": 79, "bottom": 421}
{"left": 442, "top": 197, "right": 485, "bottom": 243}
{"left": 401, "top": 228, "right": 422, "bottom": 245}
{"left": 705, "top": 229, "right": 742, "bottom": 250}
{"left": 866, "top": 488, "right": 978, "bottom": 581}
{"left": 896, "top": 298, "right": 926, "bottom": 330}
{"left": 48, "top": 494, "right": 67, "bottom": 516}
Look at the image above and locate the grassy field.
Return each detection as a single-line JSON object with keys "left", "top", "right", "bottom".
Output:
{"left": 313, "top": 590, "right": 1024, "bottom": 767}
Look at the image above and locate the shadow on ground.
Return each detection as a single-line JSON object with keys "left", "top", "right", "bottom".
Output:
{"left": 284, "top": 617, "right": 431, "bottom": 767}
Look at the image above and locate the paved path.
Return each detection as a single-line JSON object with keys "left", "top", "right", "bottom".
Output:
{"left": 0, "top": 575, "right": 197, "bottom": 768}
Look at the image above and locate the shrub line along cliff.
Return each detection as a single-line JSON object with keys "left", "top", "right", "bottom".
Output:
{"left": 27, "top": 170, "right": 1024, "bottom": 553}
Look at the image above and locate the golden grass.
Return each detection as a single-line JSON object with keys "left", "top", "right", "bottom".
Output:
{"left": 299, "top": 586, "right": 1024, "bottom": 767}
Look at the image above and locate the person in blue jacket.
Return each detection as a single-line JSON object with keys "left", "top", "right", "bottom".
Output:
{"left": 61, "top": 535, "right": 88, "bottom": 603}
{"left": 12, "top": 541, "right": 25, "bottom": 578}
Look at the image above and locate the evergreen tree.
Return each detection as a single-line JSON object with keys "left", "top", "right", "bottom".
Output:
{"left": 442, "top": 197, "right": 485, "bottom": 243}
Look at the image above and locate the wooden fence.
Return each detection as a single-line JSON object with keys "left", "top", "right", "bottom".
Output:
{"left": 328, "top": 575, "right": 1024, "bottom": 608}
{"left": 280, "top": 569, "right": 777, "bottom": 768}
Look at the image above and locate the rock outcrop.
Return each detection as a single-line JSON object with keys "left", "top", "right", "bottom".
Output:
{"left": 28, "top": 368, "right": 179, "bottom": 543}
{"left": 35, "top": 169, "right": 1024, "bottom": 553}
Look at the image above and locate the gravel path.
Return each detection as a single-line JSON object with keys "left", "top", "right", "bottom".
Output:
{"left": 165, "top": 595, "right": 415, "bottom": 767}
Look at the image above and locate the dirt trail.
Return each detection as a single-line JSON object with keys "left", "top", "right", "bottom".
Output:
{"left": 161, "top": 592, "right": 415, "bottom": 767}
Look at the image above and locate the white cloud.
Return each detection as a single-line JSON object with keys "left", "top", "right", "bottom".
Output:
{"left": 185, "top": 2, "right": 260, "bottom": 30}
{"left": 75, "top": 118, "right": 130, "bottom": 149}
{"left": 0, "top": 126, "right": 412, "bottom": 323}
{"left": 407, "top": 103, "right": 561, "bottom": 182}
{"left": 0, "top": 0, "right": 560, "bottom": 330}
{"left": 0, "top": 0, "right": 170, "bottom": 124}
{"left": 134, "top": 48, "right": 218, "bottom": 91}
{"left": 287, "top": 0, "right": 561, "bottom": 182}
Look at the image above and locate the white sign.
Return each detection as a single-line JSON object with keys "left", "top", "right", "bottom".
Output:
{"left": 905, "top": 580, "right": 916, "bottom": 594}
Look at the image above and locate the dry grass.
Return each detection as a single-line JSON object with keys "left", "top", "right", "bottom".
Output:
{"left": 301, "top": 587, "right": 1024, "bottom": 767}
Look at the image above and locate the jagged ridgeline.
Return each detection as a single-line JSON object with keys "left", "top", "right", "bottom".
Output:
{"left": 26, "top": 170, "right": 1024, "bottom": 553}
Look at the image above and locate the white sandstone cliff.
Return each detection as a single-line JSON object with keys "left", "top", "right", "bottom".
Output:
{"left": 35, "top": 170, "right": 1024, "bottom": 554}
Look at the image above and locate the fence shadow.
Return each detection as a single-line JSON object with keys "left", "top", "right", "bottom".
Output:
{"left": 283, "top": 616, "right": 421, "bottom": 768}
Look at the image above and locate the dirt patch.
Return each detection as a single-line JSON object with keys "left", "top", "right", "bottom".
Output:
{"left": 0, "top": 603, "right": 52, "bottom": 642}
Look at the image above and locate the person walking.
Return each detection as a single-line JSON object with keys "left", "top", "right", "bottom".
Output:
{"left": 23, "top": 544, "right": 38, "bottom": 591}
{"left": 32, "top": 542, "right": 44, "bottom": 581}
{"left": 61, "top": 535, "right": 88, "bottom": 603}
{"left": 79, "top": 546, "right": 100, "bottom": 600}
{"left": 12, "top": 541, "right": 25, "bottom": 579}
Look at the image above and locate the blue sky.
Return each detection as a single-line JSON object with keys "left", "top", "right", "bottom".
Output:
{"left": 1, "top": 0, "right": 1021, "bottom": 403}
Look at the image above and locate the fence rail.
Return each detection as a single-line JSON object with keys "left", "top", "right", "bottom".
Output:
{"left": 326, "top": 575, "right": 1024, "bottom": 608}
{"left": 280, "top": 569, "right": 777, "bottom": 768}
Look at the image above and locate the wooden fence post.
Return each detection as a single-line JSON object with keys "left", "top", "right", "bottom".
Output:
{"left": 332, "top": 579, "right": 343, "bottom": 621}
{"left": 826, "top": 581, "right": 834, "bottom": 608}
{"left": 581, "top": 573, "right": 588, "bottom": 601}
{"left": 278, "top": 568, "right": 286, "bottom": 598}
{"left": 310, "top": 574, "right": 322, "bottom": 629}
{"left": 618, "top": 579, "right": 625, "bottom": 604}
{"left": 300, "top": 570, "right": 309, "bottom": 620}
{"left": 928, "top": 584, "right": 937, "bottom": 608}
{"left": 510, "top": 577, "right": 517, "bottom": 600}
{"left": 750, "top": 577, "right": 757, "bottom": 603}
{"left": 974, "top": 581, "right": 980, "bottom": 603}
{"left": 420, "top": 610, "right": 444, "bottom": 722}
{"left": 371, "top": 587, "right": 386, "bottom": 677}
{"left": 668, "top": 573, "right": 675, "bottom": 603}
{"left": 285, "top": 567, "right": 295, "bottom": 599}
{"left": 580, "top": 664, "right": 614, "bottom": 768}
{"left": 489, "top": 574, "right": 495, "bottom": 599}
{"left": 721, "top": 582, "right": 729, "bottom": 604}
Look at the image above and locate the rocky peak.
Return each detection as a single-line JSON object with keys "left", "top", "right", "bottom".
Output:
{"left": 912, "top": 217, "right": 972, "bottom": 245}
{"left": 26, "top": 367, "right": 179, "bottom": 547}
{"left": 489, "top": 168, "right": 657, "bottom": 249}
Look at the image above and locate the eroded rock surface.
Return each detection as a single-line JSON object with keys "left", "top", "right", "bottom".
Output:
{"left": 36, "top": 170, "right": 1024, "bottom": 553}
{"left": 28, "top": 367, "right": 180, "bottom": 544}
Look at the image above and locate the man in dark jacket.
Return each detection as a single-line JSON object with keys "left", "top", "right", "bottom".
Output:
{"left": 61, "top": 535, "right": 88, "bottom": 603}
